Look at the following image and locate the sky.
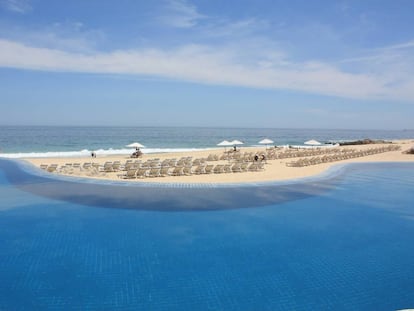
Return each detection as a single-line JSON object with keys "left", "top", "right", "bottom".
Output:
{"left": 0, "top": 0, "right": 414, "bottom": 129}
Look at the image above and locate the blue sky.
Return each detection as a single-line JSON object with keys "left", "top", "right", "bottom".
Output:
{"left": 0, "top": 0, "right": 413, "bottom": 129}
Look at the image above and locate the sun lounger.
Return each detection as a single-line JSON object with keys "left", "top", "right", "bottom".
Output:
{"left": 240, "top": 163, "right": 249, "bottom": 171}
{"left": 223, "top": 164, "right": 232, "bottom": 173}
{"left": 194, "top": 165, "right": 206, "bottom": 174}
{"left": 183, "top": 166, "right": 192, "bottom": 176}
{"left": 231, "top": 163, "right": 242, "bottom": 173}
{"left": 82, "top": 163, "right": 92, "bottom": 170}
{"left": 136, "top": 168, "right": 148, "bottom": 178}
{"left": 171, "top": 166, "right": 184, "bottom": 176}
{"left": 112, "top": 162, "right": 122, "bottom": 171}
{"left": 248, "top": 163, "right": 259, "bottom": 171}
{"left": 214, "top": 165, "right": 224, "bottom": 174}
{"left": 46, "top": 164, "right": 58, "bottom": 173}
{"left": 119, "top": 169, "right": 137, "bottom": 179}
{"left": 204, "top": 164, "right": 214, "bottom": 174}
{"left": 148, "top": 167, "right": 161, "bottom": 177}
{"left": 160, "top": 166, "right": 171, "bottom": 177}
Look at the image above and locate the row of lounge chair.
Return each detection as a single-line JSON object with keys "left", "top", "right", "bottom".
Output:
{"left": 207, "top": 152, "right": 269, "bottom": 163}
{"left": 265, "top": 148, "right": 356, "bottom": 159}
{"left": 221, "top": 144, "right": 398, "bottom": 163}
{"left": 286, "top": 145, "right": 400, "bottom": 167}
{"left": 100, "top": 157, "right": 205, "bottom": 173}
{"left": 40, "top": 162, "right": 103, "bottom": 176}
{"left": 39, "top": 154, "right": 267, "bottom": 179}
{"left": 39, "top": 157, "right": 201, "bottom": 175}
{"left": 118, "top": 162, "right": 265, "bottom": 179}
{"left": 213, "top": 148, "right": 358, "bottom": 163}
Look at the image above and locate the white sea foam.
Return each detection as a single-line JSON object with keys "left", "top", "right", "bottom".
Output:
{"left": 0, "top": 147, "right": 216, "bottom": 159}
{"left": 288, "top": 144, "right": 340, "bottom": 149}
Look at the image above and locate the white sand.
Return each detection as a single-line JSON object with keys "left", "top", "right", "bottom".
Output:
{"left": 22, "top": 139, "right": 414, "bottom": 184}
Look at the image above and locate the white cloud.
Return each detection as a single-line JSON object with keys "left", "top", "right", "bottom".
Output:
{"left": 342, "top": 39, "right": 414, "bottom": 64}
{"left": 339, "top": 40, "right": 414, "bottom": 91}
{"left": 380, "top": 40, "right": 414, "bottom": 51}
{"left": 0, "top": 38, "right": 413, "bottom": 102}
{"left": 0, "top": 21, "right": 105, "bottom": 53}
{"left": 0, "top": 0, "right": 31, "bottom": 13}
{"left": 202, "top": 18, "right": 270, "bottom": 38}
{"left": 159, "top": 0, "right": 205, "bottom": 28}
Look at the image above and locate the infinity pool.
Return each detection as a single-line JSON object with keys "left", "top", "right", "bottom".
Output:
{"left": 0, "top": 159, "right": 414, "bottom": 310}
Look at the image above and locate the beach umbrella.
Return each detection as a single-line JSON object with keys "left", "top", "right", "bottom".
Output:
{"left": 126, "top": 142, "right": 145, "bottom": 148}
{"left": 230, "top": 140, "right": 244, "bottom": 151}
{"left": 217, "top": 140, "right": 233, "bottom": 151}
{"left": 304, "top": 139, "right": 321, "bottom": 146}
{"left": 217, "top": 140, "right": 232, "bottom": 147}
{"left": 258, "top": 138, "right": 274, "bottom": 148}
{"left": 230, "top": 140, "right": 244, "bottom": 145}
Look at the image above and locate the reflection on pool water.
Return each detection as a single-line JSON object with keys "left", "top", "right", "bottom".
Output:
{"left": 0, "top": 159, "right": 414, "bottom": 310}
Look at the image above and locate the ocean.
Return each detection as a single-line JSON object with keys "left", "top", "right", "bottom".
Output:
{"left": 0, "top": 126, "right": 413, "bottom": 158}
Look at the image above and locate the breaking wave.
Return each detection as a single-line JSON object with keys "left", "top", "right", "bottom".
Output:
{"left": 0, "top": 147, "right": 216, "bottom": 159}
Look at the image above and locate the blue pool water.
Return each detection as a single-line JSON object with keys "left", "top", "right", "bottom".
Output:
{"left": 0, "top": 159, "right": 414, "bottom": 310}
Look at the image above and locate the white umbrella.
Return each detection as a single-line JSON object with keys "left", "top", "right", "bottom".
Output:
{"left": 259, "top": 138, "right": 274, "bottom": 145}
{"left": 230, "top": 140, "right": 243, "bottom": 151}
{"left": 258, "top": 138, "right": 274, "bottom": 145}
{"left": 304, "top": 139, "right": 321, "bottom": 146}
{"left": 217, "top": 140, "right": 232, "bottom": 147}
{"left": 230, "top": 140, "right": 244, "bottom": 145}
{"left": 217, "top": 140, "right": 233, "bottom": 151}
{"left": 126, "top": 142, "right": 145, "bottom": 148}
{"left": 258, "top": 138, "right": 274, "bottom": 149}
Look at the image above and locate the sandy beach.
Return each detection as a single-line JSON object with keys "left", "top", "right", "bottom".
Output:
{"left": 23, "top": 139, "right": 414, "bottom": 184}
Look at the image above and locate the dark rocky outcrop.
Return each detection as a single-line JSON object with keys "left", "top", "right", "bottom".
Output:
{"left": 339, "top": 139, "right": 391, "bottom": 146}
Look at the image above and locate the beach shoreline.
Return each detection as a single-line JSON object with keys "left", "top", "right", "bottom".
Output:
{"left": 20, "top": 139, "right": 414, "bottom": 185}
